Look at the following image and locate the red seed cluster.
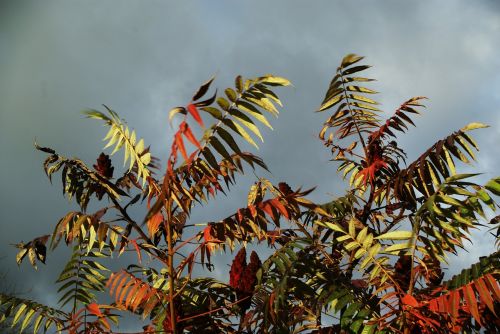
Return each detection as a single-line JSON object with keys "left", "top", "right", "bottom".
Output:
{"left": 240, "top": 251, "right": 262, "bottom": 294}
{"left": 395, "top": 255, "right": 412, "bottom": 291}
{"left": 93, "top": 153, "right": 114, "bottom": 200}
{"left": 93, "top": 153, "right": 114, "bottom": 179}
{"left": 229, "top": 248, "right": 261, "bottom": 314}
{"left": 229, "top": 248, "right": 247, "bottom": 289}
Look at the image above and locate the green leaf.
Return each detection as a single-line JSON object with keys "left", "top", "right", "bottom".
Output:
{"left": 16, "top": 248, "right": 28, "bottom": 265}
{"left": 259, "top": 75, "right": 291, "bottom": 86}
{"left": 33, "top": 314, "right": 44, "bottom": 334}
{"left": 342, "top": 65, "right": 371, "bottom": 76}
{"left": 243, "top": 95, "right": 279, "bottom": 116}
{"left": 375, "top": 231, "right": 413, "bottom": 240}
{"left": 215, "top": 127, "right": 241, "bottom": 153}
{"left": 236, "top": 101, "right": 273, "bottom": 129}
{"left": 12, "top": 303, "right": 27, "bottom": 326}
{"left": 20, "top": 308, "right": 35, "bottom": 332}
{"left": 341, "top": 54, "right": 365, "bottom": 68}
{"left": 384, "top": 242, "right": 411, "bottom": 253}
{"left": 318, "top": 220, "right": 345, "bottom": 233}
{"left": 222, "top": 119, "right": 258, "bottom": 148}
{"left": 87, "top": 226, "right": 97, "bottom": 253}
{"left": 485, "top": 178, "right": 500, "bottom": 196}
{"left": 192, "top": 76, "right": 215, "bottom": 101}
{"left": 209, "top": 137, "right": 232, "bottom": 161}
{"left": 318, "top": 94, "right": 344, "bottom": 112}
{"left": 228, "top": 108, "right": 264, "bottom": 142}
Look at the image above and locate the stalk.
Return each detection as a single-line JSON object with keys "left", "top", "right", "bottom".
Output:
{"left": 165, "top": 196, "right": 177, "bottom": 334}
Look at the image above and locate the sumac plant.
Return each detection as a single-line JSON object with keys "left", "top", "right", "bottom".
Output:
{"left": 1, "top": 55, "right": 499, "bottom": 334}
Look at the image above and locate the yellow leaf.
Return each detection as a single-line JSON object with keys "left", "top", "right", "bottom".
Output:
{"left": 460, "top": 122, "right": 489, "bottom": 132}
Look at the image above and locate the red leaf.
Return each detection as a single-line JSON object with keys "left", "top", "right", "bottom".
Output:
{"left": 358, "top": 158, "right": 388, "bottom": 185}
{"left": 130, "top": 239, "right": 142, "bottom": 264}
{"left": 181, "top": 121, "right": 201, "bottom": 149}
{"left": 429, "top": 299, "right": 438, "bottom": 312}
{"left": 270, "top": 198, "right": 289, "bottom": 219}
{"left": 87, "top": 303, "right": 102, "bottom": 317}
{"left": 450, "top": 289, "right": 460, "bottom": 320}
{"left": 175, "top": 132, "right": 188, "bottom": 162}
{"left": 237, "top": 208, "right": 244, "bottom": 223}
{"left": 204, "top": 225, "right": 215, "bottom": 253}
{"left": 464, "top": 283, "right": 482, "bottom": 326}
{"left": 267, "top": 230, "right": 280, "bottom": 245}
{"left": 437, "top": 295, "right": 446, "bottom": 313}
{"left": 260, "top": 202, "right": 276, "bottom": 220}
{"left": 402, "top": 294, "right": 420, "bottom": 307}
{"left": 187, "top": 103, "right": 204, "bottom": 127}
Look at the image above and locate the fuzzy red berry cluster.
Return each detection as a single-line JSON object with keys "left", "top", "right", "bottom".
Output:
{"left": 94, "top": 153, "right": 114, "bottom": 178}
{"left": 93, "top": 153, "right": 114, "bottom": 200}
{"left": 229, "top": 248, "right": 262, "bottom": 314}
{"left": 394, "top": 254, "right": 412, "bottom": 292}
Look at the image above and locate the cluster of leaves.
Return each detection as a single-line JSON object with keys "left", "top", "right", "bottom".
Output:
{"left": 1, "top": 55, "right": 499, "bottom": 333}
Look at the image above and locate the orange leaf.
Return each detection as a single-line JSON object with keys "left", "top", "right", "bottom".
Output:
{"left": 464, "top": 283, "right": 482, "bottom": 326}
{"left": 118, "top": 280, "right": 134, "bottom": 305}
{"left": 484, "top": 273, "right": 500, "bottom": 301}
{"left": 260, "top": 201, "right": 276, "bottom": 220}
{"left": 125, "top": 284, "right": 140, "bottom": 309}
{"left": 402, "top": 294, "right": 420, "bottom": 307}
{"left": 187, "top": 103, "right": 204, "bottom": 127}
{"left": 109, "top": 271, "right": 126, "bottom": 298}
{"left": 204, "top": 225, "right": 214, "bottom": 253}
{"left": 147, "top": 212, "right": 163, "bottom": 237}
{"left": 476, "top": 276, "right": 496, "bottom": 314}
{"left": 113, "top": 274, "right": 129, "bottom": 303}
{"left": 130, "top": 239, "right": 142, "bottom": 264}
{"left": 270, "top": 198, "right": 289, "bottom": 219}
{"left": 450, "top": 289, "right": 460, "bottom": 320}
{"left": 131, "top": 285, "right": 149, "bottom": 312}
{"left": 248, "top": 204, "right": 257, "bottom": 218}
{"left": 175, "top": 132, "right": 188, "bottom": 161}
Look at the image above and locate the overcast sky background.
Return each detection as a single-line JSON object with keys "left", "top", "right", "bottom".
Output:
{"left": 1, "top": 0, "right": 499, "bottom": 331}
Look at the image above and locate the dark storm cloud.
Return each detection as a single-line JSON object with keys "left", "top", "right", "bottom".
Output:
{"left": 1, "top": 0, "right": 499, "bottom": 330}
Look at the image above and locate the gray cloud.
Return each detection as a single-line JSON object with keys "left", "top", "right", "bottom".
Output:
{"left": 1, "top": 0, "right": 499, "bottom": 331}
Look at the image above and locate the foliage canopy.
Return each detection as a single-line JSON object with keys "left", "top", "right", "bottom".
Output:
{"left": 2, "top": 54, "right": 499, "bottom": 333}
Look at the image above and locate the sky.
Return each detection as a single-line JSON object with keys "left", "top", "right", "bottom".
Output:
{"left": 1, "top": 0, "right": 499, "bottom": 331}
